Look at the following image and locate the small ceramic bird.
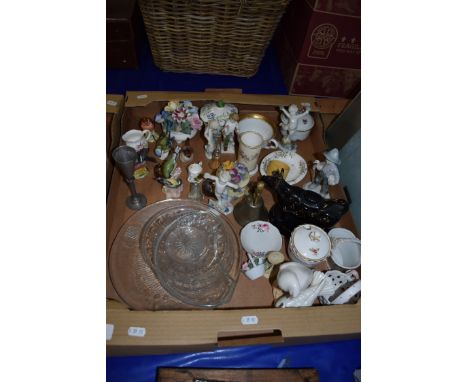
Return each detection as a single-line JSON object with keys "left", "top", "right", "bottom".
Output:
{"left": 162, "top": 146, "right": 180, "bottom": 179}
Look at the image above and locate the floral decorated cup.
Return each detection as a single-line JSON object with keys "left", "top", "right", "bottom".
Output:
{"left": 240, "top": 221, "right": 282, "bottom": 259}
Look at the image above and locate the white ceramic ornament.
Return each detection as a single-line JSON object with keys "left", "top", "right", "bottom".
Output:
{"left": 276, "top": 262, "right": 315, "bottom": 298}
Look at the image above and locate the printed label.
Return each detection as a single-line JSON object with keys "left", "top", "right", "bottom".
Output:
{"left": 106, "top": 324, "right": 114, "bottom": 341}
{"left": 106, "top": 100, "right": 118, "bottom": 106}
{"left": 241, "top": 316, "right": 258, "bottom": 325}
{"left": 136, "top": 94, "right": 148, "bottom": 99}
{"left": 128, "top": 326, "right": 146, "bottom": 337}
{"left": 308, "top": 23, "right": 339, "bottom": 59}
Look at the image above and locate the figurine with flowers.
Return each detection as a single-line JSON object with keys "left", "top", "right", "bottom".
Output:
{"left": 155, "top": 100, "right": 203, "bottom": 144}
{"left": 215, "top": 161, "right": 250, "bottom": 201}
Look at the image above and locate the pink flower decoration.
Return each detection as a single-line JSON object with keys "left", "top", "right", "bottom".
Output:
{"left": 188, "top": 115, "right": 203, "bottom": 130}
{"left": 173, "top": 108, "right": 188, "bottom": 122}
{"left": 261, "top": 223, "right": 270, "bottom": 232}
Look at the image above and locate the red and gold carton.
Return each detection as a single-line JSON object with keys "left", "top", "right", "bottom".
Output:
{"left": 275, "top": 0, "right": 361, "bottom": 98}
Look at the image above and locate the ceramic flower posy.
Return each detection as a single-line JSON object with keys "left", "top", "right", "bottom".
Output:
{"left": 155, "top": 100, "right": 203, "bottom": 135}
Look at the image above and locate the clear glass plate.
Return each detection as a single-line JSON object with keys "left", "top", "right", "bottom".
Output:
{"left": 139, "top": 201, "right": 240, "bottom": 308}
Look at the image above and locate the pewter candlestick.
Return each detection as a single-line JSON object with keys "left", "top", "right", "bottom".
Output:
{"left": 112, "top": 145, "right": 147, "bottom": 210}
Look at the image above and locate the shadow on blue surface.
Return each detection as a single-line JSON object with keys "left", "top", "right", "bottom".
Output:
{"left": 107, "top": 340, "right": 360, "bottom": 382}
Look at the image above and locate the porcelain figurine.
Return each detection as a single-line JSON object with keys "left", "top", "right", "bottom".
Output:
{"left": 139, "top": 117, "right": 159, "bottom": 143}
{"left": 204, "top": 169, "right": 240, "bottom": 215}
{"left": 276, "top": 262, "right": 315, "bottom": 298}
{"left": 275, "top": 271, "right": 328, "bottom": 308}
{"left": 180, "top": 138, "right": 193, "bottom": 163}
{"left": 187, "top": 162, "right": 203, "bottom": 201}
{"left": 187, "top": 162, "right": 203, "bottom": 183}
{"left": 200, "top": 100, "right": 239, "bottom": 156}
{"left": 278, "top": 103, "right": 312, "bottom": 151}
{"left": 154, "top": 132, "right": 172, "bottom": 160}
{"left": 261, "top": 173, "right": 349, "bottom": 235}
{"left": 156, "top": 146, "right": 182, "bottom": 189}
{"left": 279, "top": 103, "right": 314, "bottom": 142}
{"left": 155, "top": 100, "right": 203, "bottom": 144}
{"left": 275, "top": 264, "right": 355, "bottom": 308}
{"left": 162, "top": 167, "right": 183, "bottom": 199}
{"left": 303, "top": 148, "right": 341, "bottom": 198}
{"left": 221, "top": 115, "right": 238, "bottom": 154}
{"left": 204, "top": 120, "right": 222, "bottom": 160}
{"left": 216, "top": 161, "right": 250, "bottom": 201}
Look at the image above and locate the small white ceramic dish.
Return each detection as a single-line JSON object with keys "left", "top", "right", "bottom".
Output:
{"left": 259, "top": 151, "right": 308, "bottom": 185}
{"left": 240, "top": 221, "right": 282, "bottom": 258}
{"left": 328, "top": 228, "right": 361, "bottom": 270}
{"left": 238, "top": 114, "right": 274, "bottom": 144}
{"left": 288, "top": 224, "right": 331, "bottom": 267}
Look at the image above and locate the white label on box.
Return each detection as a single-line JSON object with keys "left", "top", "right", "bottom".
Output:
{"left": 106, "top": 100, "right": 118, "bottom": 106}
{"left": 128, "top": 326, "right": 146, "bottom": 337}
{"left": 136, "top": 94, "right": 148, "bottom": 99}
{"left": 241, "top": 315, "right": 258, "bottom": 325}
{"left": 106, "top": 324, "right": 114, "bottom": 341}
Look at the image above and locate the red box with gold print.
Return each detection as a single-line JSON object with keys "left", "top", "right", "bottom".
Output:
{"left": 275, "top": 0, "right": 361, "bottom": 98}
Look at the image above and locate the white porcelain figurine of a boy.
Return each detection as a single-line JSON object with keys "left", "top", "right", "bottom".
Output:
{"left": 304, "top": 148, "right": 341, "bottom": 199}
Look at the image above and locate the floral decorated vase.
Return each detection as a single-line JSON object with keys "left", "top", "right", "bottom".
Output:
{"left": 155, "top": 100, "right": 203, "bottom": 144}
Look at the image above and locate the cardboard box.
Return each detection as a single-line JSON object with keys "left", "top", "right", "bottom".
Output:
{"left": 106, "top": 90, "right": 360, "bottom": 356}
{"left": 106, "top": 94, "right": 124, "bottom": 199}
{"left": 275, "top": 0, "right": 361, "bottom": 97}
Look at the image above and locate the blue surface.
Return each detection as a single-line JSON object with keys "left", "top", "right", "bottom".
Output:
{"left": 107, "top": 340, "right": 360, "bottom": 382}
{"left": 106, "top": 35, "right": 288, "bottom": 95}
{"left": 106, "top": 31, "right": 360, "bottom": 382}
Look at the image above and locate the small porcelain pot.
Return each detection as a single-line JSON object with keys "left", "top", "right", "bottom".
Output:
{"left": 240, "top": 221, "right": 282, "bottom": 258}
{"left": 288, "top": 224, "right": 331, "bottom": 267}
{"left": 288, "top": 113, "right": 315, "bottom": 141}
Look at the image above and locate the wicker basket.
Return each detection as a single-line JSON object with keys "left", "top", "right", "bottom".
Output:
{"left": 138, "top": 0, "right": 291, "bottom": 77}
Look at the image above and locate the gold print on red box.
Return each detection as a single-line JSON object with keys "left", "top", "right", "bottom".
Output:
{"left": 307, "top": 23, "right": 338, "bottom": 59}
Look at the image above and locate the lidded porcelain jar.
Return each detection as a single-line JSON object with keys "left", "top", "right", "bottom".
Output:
{"left": 288, "top": 224, "right": 331, "bottom": 267}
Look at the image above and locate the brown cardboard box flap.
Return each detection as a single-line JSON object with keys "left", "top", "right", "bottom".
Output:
{"left": 125, "top": 90, "right": 349, "bottom": 113}
{"left": 106, "top": 94, "right": 125, "bottom": 113}
{"left": 107, "top": 300, "right": 360, "bottom": 348}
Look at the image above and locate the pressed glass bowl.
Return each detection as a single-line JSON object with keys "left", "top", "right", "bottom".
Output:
{"left": 139, "top": 200, "right": 240, "bottom": 308}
